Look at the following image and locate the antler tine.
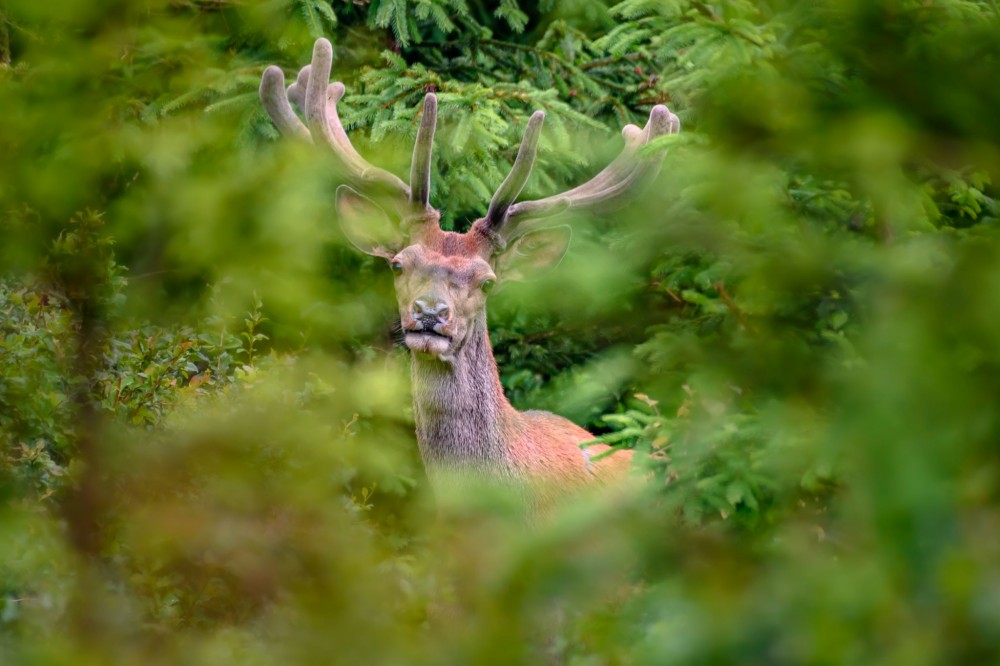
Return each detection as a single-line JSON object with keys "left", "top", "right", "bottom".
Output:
{"left": 495, "top": 105, "right": 680, "bottom": 244}
{"left": 483, "top": 111, "right": 546, "bottom": 232}
{"left": 287, "top": 66, "right": 344, "bottom": 115}
{"left": 409, "top": 93, "right": 438, "bottom": 209}
{"left": 259, "top": 66, "right": 312, "bottom": 142}
{"left": 285, "top": 65, "right": 311, "bottom": 113}
{"left": 261, "top": 63, "right": 348, "bottom": 145}
{"left": 303, "top": 39, "right": 410, "bottom": 198}
{"left": 260, "top": 39, "right": 413, "bottom": 206}
{"left": 286, "top": 66, "right": 364, "bottom": 165}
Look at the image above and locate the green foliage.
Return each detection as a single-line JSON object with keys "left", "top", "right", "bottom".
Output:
{"left": 3, "top": 0, "right": 1000, "bottom": 663}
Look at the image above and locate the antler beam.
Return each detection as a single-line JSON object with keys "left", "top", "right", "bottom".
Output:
{"left": 480, "top": 105, "right": 681, "bottom": 248}
{"left": 484, "top": 110, "right": 545, "bottom": 227}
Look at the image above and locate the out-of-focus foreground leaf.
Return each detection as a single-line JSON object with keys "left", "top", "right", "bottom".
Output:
{"left": 2, "top": 0, "right": 1000, "bottom": 664}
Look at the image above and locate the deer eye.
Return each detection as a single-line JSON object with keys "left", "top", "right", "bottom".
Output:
{"left": 390, "top": 261, "right": 404, "bottom": 275}
{"left": 480, "top": 279, "right": 495, "bottom": 294}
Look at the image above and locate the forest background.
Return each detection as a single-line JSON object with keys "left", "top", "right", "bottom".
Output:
{"left": 3, "top": 0, "right": 1000, "bottom": 663}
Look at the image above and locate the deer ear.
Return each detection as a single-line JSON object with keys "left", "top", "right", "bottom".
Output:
{"left": 494, "top": 226, "right": 572, "bottom": 282}
{"left": 335, "top": 185, "right": 402, "bottom": 259}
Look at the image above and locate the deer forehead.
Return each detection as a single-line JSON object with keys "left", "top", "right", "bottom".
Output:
{"left": 396, "top": 245, "right": 494, "bottom": 285}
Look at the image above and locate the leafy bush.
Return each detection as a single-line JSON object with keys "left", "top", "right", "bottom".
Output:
{"left": 3, "top": 0, "right": 1000, "bottom": 663}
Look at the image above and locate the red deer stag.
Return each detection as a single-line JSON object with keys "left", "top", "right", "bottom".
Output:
{"left": 259, "top": 39, "right": 680, "bottom": 515}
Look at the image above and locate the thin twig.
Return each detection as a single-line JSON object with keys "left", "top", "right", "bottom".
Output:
{"left": 580, "top": 53, "right": 648, "bottom": 71}
{"left": 0, "top": 14, "right": 10, "bottom": 67}
{"left": 714, "top": 281, "right": 757, "bottom": 333}
{"left": 690, "top": 1, "right": 767, "bottom": 47}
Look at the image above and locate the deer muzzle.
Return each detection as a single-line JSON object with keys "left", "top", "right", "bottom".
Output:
{"left": 404, "top": 296, "right": 453, "bottom": 356}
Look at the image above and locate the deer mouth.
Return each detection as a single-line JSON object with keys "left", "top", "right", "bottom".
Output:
{"left": 404, "top": 328, "right": 452, "bottom": 355}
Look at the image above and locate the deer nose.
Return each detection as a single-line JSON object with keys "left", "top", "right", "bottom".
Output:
{"left": 412, "top": 298, "right": 450, "bottom": 322}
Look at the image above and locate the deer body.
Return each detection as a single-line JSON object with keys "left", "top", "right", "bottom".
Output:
{"left": 259, "top": 39, "right": 678, "bottom": 512}
{"left": 406, "top": 252, "right": 629, "bottom": 513}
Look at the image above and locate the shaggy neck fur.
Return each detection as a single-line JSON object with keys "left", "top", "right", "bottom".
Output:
{"left": 409, "top": 310, "right": 520, "bottom": 483}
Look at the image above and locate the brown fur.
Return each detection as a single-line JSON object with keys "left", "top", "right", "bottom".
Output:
{"left": 391, "top": 231, "right": 633, "bottom": 517}
{"left": 333, "top": 163, "right": 635, "bottom": 520}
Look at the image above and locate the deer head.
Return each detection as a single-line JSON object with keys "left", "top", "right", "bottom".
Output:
{"left": 259, "top": 39, "right": 680, "bottom": 363}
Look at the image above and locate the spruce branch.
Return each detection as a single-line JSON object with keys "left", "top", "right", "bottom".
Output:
{"left": 580, "top": 53, "right": 649, "bottom": 71}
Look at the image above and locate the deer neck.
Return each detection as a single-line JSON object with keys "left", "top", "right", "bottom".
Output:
{"left": 409, "top": 310, "right": 518, "bottom": 477}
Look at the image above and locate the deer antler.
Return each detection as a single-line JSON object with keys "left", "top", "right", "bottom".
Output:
{"left": 259, "top": 38, "right": 439, "bottom": 213}
{"left": 478, "top": 105, "right": 681, "bottom": 249}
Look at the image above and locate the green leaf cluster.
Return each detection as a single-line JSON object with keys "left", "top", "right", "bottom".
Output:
{"left": 3, "top": 0, "right": 1000, "bottom": 663}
